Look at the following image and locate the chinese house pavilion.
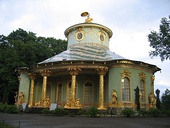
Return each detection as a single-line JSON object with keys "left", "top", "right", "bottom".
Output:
{"left": 17, "top": 12, "right": 160, "bottom": 112}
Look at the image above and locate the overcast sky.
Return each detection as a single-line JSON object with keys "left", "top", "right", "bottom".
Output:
{"left": 0, "top": 0, "right": 170, "bottom": 95}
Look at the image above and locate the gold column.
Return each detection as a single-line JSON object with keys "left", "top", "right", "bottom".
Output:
{"left": 68, "top": 67, "right": 81, "bottom": 108}
{"left": 28, "top": 73, "right": 36, "bottom": 107}
{"left": 96, "top": 66, "right": 108, "bottom": 110}
{"left": 40, "top": 70, "right": 51, "bottom": 103}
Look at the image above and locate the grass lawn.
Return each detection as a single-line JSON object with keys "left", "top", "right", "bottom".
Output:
{"left": 0, "top": 122, "right": 16, "bottom": 128}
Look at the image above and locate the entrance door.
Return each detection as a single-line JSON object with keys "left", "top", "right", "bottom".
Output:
{"left": 84, "top": 82, "right": 94, "bottom": 107}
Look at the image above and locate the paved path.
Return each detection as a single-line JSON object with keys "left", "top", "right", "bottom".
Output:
{"left": 0, "top": 113, "right": 170, "bottom": 128}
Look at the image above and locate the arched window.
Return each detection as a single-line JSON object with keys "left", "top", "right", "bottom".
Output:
{"left": 140, "top": 80, "right": 145, "bottom": 102}
{"left": 122, "top": 77, "right": 130, "bottom": 101}
{"left": 84, "top": 82, "right": 93, "bottom": 107}
{"left": 56, "top": 83, "right": 62, "bottom": 102}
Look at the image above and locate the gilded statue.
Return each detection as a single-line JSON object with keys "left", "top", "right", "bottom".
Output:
{"left": 35, "top": 99, "right": 42, "bottom": 107}
{"left": 18, "top": 92, "right": 24, "bottom": 105}
{"left": 64, "top": 97, "right": 72, "bottom": 108}
{"left": 149, "top": 91, "right": 156, "bottom": 108}
{"left": 64, "top": 97, "right": 82, "bottom": 109}
{"left": 14, "top": 92, "right": 18, "bottom": 105}
{"left": 74, "top": 98, "right": 82, "bottom": 108}
{"left": 43, "top": 97, "right": 50, "bottom": 108}
{"left": 81, "top": 12, "right": 93, "bottom": 23}
{"left": 112, "top": 89, "right": 118, "bottom": 107}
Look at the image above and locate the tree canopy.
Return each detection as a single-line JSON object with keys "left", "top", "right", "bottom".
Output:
{"left": 0, "top": 28, "right": 67, "bottom": 104}
{"left": 148, "top": 16, "right": 170, "bottom": 61}
{"left": 161, "top": 89, "right": 170, "bottom": 110}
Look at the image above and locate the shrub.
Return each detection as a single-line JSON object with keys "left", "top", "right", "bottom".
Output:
{"left": 4, "top": 105, "right": 19, "bottom": 114}
{"left": 149, "top": 108, "right": 160, "bottom": 117}
{"left": 167, "top": 110, "right": 170, "bottom": 117}
{"left": 41, "top": 109, "right": 50, "bottom": 114}
{"left": 138, "top": 109, "right": 149, "bottom": 117}
{"left": 0, "top": 103, "right": 8, "bottom": 112}
{"left": 53, "top": 108, "right": 65, "bottom": 116}
{"left": 77, "top": 109, "right": 87, "bottom": 115}
{"left": 121, "top": 108, "right": 136, "bottom": 117}
{"left": 88, "top": 106, "right": 99, "bottom": 117}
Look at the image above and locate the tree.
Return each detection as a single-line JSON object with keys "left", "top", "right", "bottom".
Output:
{"left": 155, "top": 89, "right": 161, "bottom": 110}
{"left": 134, "top": 86, "right": 140, "bottom": 111}
{"left": 161, "top": 89, "right": 170, "bottom": 110}
{"left": 0, "top": 28, "right": 67, "bottom": 104}
{"left": 148, "top": 16, "right": 170, "bottom": 61}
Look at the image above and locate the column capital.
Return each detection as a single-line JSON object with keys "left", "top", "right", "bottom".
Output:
{"left": 40, "top": 70, "right": 51, "bottom": 77}
{"left": 68, "top": 67, "right": 81, "bottom": 76}
{"left": 96, "top": 66, "right": 108, "bottom": 75}
{"left": 28, "top": 73, "right": 36, "bottom": 79}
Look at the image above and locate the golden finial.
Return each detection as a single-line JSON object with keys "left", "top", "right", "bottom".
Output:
{"left": 81, "top": 12, "right": 93, "bottom": 23}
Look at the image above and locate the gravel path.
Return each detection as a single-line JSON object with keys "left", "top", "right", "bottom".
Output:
{"left": 0, "top": 113, "right": 170, "bottom": 128}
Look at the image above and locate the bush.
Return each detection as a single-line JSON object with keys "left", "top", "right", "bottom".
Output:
{"left": 41, "top": 109, "right": 50, "bottom": 114}
{"left": 138, "top": 109, "right": 149, "bottom": 117}
{"left": 53, "top": 108, "right": 64, "bottom": 116}
{"left": 149, "top": 108, "right": 160, "bottom": 117}
{"left": 0, "top": 103, "right": 8, "bottom": 112}
{"left": 77, "top": 109, "right": 87, "bottom": 115}
{"left": 4, "top": 105, "right": 19, "bottom": 114}
{"left": 167, "top": 110, "right": 170, "bottom": 117}
{"left": 121, "top": 108, "right": 136, "bottom": 117}
{"left": 88, "top": 106, "right": 99, "bottom": 117}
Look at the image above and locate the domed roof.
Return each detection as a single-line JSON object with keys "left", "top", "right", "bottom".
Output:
{"left": 38, "top": 43, "right": 125, "bottom": 64}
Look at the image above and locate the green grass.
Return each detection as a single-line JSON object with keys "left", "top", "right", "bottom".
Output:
{"left": 0, "top": 122, "right": 17, "bottom": 128}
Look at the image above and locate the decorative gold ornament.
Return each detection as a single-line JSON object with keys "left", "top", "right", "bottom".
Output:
{"left": 139, "top": 72, "right": 146, "bottom": 80}
{"left": 18, "top": 92, "right": 24, "bottom": 105}
{"left": 75, "top": 28, "right": 85, "bottom": 42}
{"left": 81, "top": 12, "right": 93, "bottom": 23}
{"left": 64, "top": 98, "right": 82, "bottom": 109}
{"left": 68, "top": 67, "right": 82, "bottom": 76}
{"left": 121, "top": 69, "right": 131, "bottom": 78}
{"left": 43, "top": 97, "right": 50, "bottom": 108}
{"left": 151, "top": 75, "right": 155, "bottom": 82}
{"left": 98, "top": 29, "right": 106, "bottom": 43}
{"left": 112, "top": 89, "right": 118, "bottom": 107}
{"left": 40, "top": 70, "right": 51, "bottom": 76}
{"left": 35, "top": 99, "right": 42, "bottom": 107}
{"left": 96, "top": 66, "right": 108, "bottom": 75}
{"left": 149, "top": 91, "right": 156, "bottom": 108}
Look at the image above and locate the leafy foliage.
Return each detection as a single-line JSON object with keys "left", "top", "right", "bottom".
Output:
{"left": 148, "top": 108, "right": 160, "bottom": 117}
{"left": 0, "top": 103, "right": 19, "bottom": 113}
{"left": 0, "top": 28, "right": 67, "bottom": 104}
{"left": 52, "top": 108, "right": 65, "bottom": 116}
{"left": 4, "top": 105, "right": 19, "bottom": 114}
{"left": 148, "top": 16, "right": 170, "bottom": 61}
{"left": 88, "top": 106, "right": 99, "bottom": 117}
{"left": 41, "top": 109, "right": 50, "bottom": 114}
{"left": 134, "top": 86, "right": 140, "bottom": 111}
{"left": 155, "top": 89, "right": 161, "bottom": 109}
{"left": 121, "top": 108, "right": 136, "bottom": 117}
{"left": 161, "top": 89, "right": 170, "bottom": 110}
{"left": 138, "top": 109, "right": 149, "bottom": 117}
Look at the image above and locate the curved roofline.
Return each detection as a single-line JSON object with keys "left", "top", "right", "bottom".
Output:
{"left": 29, "top": 58, "right": 161, "bottom": 74}
{"left": 64, "top": 22, "right": 113, "bottom": 38}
